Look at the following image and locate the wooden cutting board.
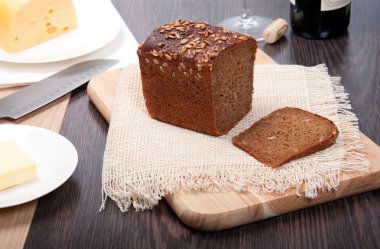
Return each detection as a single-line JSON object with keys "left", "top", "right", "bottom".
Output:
{"left": 87, "top": 49, "right": 380, "bottom": 231}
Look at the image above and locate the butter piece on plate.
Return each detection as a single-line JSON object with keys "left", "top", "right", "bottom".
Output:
{"left": 0, "top": 0, "right": 77, "bottom": 53}
{"left": 0, "top": 140, "right": 37, "bottom": 190}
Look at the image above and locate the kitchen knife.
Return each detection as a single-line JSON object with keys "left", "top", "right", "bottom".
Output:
{"left": 0, "top": 59, "right": 119, "bottom": 120}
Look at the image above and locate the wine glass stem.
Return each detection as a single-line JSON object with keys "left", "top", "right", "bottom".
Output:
{"left": 243, "top": 0, "right": 248, "bottom": 12}
{"left": 239, "top": 0, "right": 258, "bottom": 29}
{"left": 241, "top": 0, "right": 250, "bottom": 20}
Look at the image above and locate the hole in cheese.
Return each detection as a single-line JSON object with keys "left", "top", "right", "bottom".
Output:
{"left": 63, "top": 26, "right": 69, "bottom": 31}
{"left": 46, "top": 22, "right": 51, "bottom": 26}
{"left": 47, "top": 26, "right": 57, "bottom": 34}
{"left": 48, "top": 8, "right": 54, "bottom": 14}
{"left": 14, "top": 37, "right": 19, "bottom": 42}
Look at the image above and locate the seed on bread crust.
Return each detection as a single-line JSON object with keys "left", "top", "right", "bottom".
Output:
{"left": 180, "top": 46, "right": 187, "bottom": 54}
{"left": 180, "top": 39, "right": 188, "bottom": 45}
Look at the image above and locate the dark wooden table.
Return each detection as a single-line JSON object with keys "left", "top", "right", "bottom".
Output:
{"left": 23, "top": 0, "right": 380, "bottom": 248}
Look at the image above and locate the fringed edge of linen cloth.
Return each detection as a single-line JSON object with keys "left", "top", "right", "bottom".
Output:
{"left": 100, "top": 64, "right": 370, "bottom": 212}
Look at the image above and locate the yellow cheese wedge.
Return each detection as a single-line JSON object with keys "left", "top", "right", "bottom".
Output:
{"left": 0, "top": 140, "right": 37, "bottom": 190}
{"left": 0, "top": 0, "right": 77, "bottom": 53}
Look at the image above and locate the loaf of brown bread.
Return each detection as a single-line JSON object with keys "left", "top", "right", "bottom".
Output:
{"left": 232, "top": 107, "right": 339, "bottom": 168}
{"left": 137, "top": 20, "right": 257, "bottom": 136}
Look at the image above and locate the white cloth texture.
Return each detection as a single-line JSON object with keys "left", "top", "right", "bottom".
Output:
{"left": 102, "top": 63, "right": 369, "bottom": 211}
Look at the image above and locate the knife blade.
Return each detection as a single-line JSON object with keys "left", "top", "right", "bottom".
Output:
{"left": 0, "top": 59, "right": 119, "bottom": 120}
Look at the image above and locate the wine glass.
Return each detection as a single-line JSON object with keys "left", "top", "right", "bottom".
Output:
{"left": 217, "top": 0, "right": 272, "bottom": 41}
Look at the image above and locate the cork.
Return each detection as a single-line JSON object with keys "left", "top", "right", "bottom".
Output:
{"left": 263, "top": 18, "right": 288, "bottom": 44}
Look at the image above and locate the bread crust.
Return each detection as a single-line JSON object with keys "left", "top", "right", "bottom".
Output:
{"left": 232, "top": 107, "right": 339, "bottom": 168}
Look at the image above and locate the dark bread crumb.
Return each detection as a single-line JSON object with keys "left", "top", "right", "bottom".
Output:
{"left": 232, "top": 107, "right": 339, "bottom": 168}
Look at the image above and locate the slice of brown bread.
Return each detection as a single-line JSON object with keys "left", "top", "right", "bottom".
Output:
{"left": 232, "top": 107, "right": 339, "bottom": 168}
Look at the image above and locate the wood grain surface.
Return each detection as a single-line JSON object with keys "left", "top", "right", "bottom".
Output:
{"left": 15, "top": 0, "right": 380, "bottom": 248}
{"left": 87, "top": 49, "right": 380, "bottom": 231}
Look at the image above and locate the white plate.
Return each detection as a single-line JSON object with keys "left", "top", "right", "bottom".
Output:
{"left": 0, "top": 0, "right": 121, "bottom": 63}
{"left": 0, "top": 125, "right": 78, "bottom": 208}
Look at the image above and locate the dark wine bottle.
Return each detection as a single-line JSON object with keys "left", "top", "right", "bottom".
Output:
{"left": 290, "top": 0, "right": 351, "bottom": 39}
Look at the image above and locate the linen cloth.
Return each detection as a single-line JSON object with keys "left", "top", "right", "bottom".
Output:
{"left": 102, "top": 63, "right": 369, "bottom": 211}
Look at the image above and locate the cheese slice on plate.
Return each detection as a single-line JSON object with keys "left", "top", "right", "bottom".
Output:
{"left": 0, "top": 0, "right": 77, "bottom": 53}
{"left": 0, "top": 140, "right": 37, "bottom": 190}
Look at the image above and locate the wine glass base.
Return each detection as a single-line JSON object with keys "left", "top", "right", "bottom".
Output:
{"left": 217, "top": 16, "right": 273, "bottom": 41}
